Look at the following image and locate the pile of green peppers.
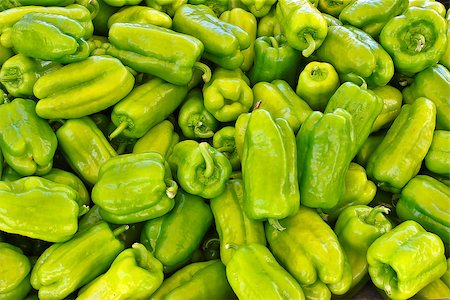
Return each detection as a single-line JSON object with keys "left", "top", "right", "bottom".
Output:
{"left": 0, "top": 0, "right": 449, "bottom": 299}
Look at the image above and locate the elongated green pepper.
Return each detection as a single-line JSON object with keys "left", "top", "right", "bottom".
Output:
{"left": 0, "top": 242, "right": 32, "bottom": 300}
{"left": 212, "top": 126, "right": 240, "bottom": 170}
{"left": 425, "top": 130, "right": 450, "bottom": 176}
{"left": 132, "top": 120, "right": 179, "bottom": 158}
{"left": 107, "top": 6, "right": 172, "bottom": 28}
{"left": 371, "top": 84, "right": 403, "bottom": 133}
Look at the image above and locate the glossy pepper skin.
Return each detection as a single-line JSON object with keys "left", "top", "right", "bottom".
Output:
{"left": 249, "top": 34, "right": 301, "bottom": 86}
{"left": 145, "top": 0, "right": 186, "bottom": 17}
{"left": 371, "top": 85, "right": 403, "bottom": 133}
{"left": 150, "top": 260, "right": 235, "bottom": 300}
{"left": 132, "top": 120, "right": 179, "bottom": 158}
{"left": 425, "top": 130, "right": 450, "bottom": 176}
{"left": 414, "top": 278, "right": 450, "bottom": 300}
{"left": 34, "top": 55, "right": 135, "bottom": 120}
{"left": 266, "top": 206, "right": 353, "bottom": 298}
{"left": 203, "top": 67, "right": 253, "bottom": 122}
{"left": 77, "top": 243, "right": 164, "bottom": 300}
{"left": 92, "top": 153, "right": 178, "bottom": 224}
{"left": 242, "top": 109, "right": 299, "bottom": 229}
{"left": 396, "top": 175, "right": 450, "bottom": 246}
{"left": 239, "top": 0, "right": 275, "bottom": 17}
{"left": 296, "top": 109, "right": 354, "bottom": 209}
{"left": 0, "top": 177, "right": 79, "bottom": 243}
{"left": 0, "top": 98, "right": 57, "bottom": 176}
{"left": 0, "top": 242, "right": 31, "bottom": 300}
{"left": 169, "top": 140, "right": 232, "bottom": 199}
{"left": 317, "top": 0, "right": 351, "bottom": 17}
{"left": 367, "top": 220, "right": 447, "bottom": 300}
{"left": 226, "top": 243, "right": 305, "bottom": 300}
{"left": 0, "top": 54, "right": 61, "bottom": 98}
{"left": 107, "top": 6, "right": 172, "bottom": 28}
{"left": 380, "top": 7, "right": 447, "bottom": 75}
{"left": 402, "top": 64, "right": 450, "bottom": 131}
{"left": 439, "top": 11, "right": 450, "bottom": 69}
{"left": 31, "top": 222, "right": 126, "bottom": 300}
{"left": 366, "top": 97, "right": 436, "bottom": 193}
{"left": 56, "top": 117, "right": 117, "bottom": 186}
{"left": 173, "top": 4, "right": 251, "bottom": 70}
{"left": 276, "top": 0, "right": 328, "bottom": 57}
{"left": 140, "top": 190, "right": 213, "bottom": 273}
{"left": 253, "top": 80, "right": 312, "bottom": 133}
{"left": 212, "top": 126, "right": 240, "bottom": 171}
{"left": 256, "top": 7, "right": 282, "bottom": 37}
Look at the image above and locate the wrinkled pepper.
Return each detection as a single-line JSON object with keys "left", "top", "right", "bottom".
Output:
{"left": 371, "top": 84, "right": 403, "bottom": 133}
{"left": 107, "top": 6, "right": 172, "bottom": 28}
{"left": 132, "top": 120, "right": 179, "bottom": 158}
{"left": 212, "top": 126, "right": 240, "bottom": 171}
{"left": 0, "top": 242, "right": 31, "bottom": 300}
{"left": 425, "top": 130, "right": 450, "bottom": 176}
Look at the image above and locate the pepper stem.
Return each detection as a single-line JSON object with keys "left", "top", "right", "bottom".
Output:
{"left": 269, "top": 36, "right": 279, "bottom": 48}
{"left": 253, "top": 100, "right": 262, "bottom": 110}
{"left": 109, "top": 121, "right": 128, "bottom": 140}
{"left": 269, "top": 218, "right": 286, "bottom": 231}
{"left": 113, "top": 224, "right": 130, "bottom": 237}
{"left": 193, "top": 62, "right": 212, "bottom": 83}
{"left": 224, "top": 243, "right": 238, "bottom": 250}
{"left": 365, "top": 205, "right": 390, "bottom": 225}
{"left": 415, "top": 34, "right": 426, "bottom": 52}
{"left": 199, "top": 142, "right": 215, "bottom": 178}
{"left": 302, "top": 34, "right": 316, "bottom": 58}
{"left": 194, "top": 121, "right": 214, "bottom": 138}
{"left": 165, "top": 179, "right": 178, "bottom": 199}
{"left": 116, "top": 142, "right": 127, "bottom": 155}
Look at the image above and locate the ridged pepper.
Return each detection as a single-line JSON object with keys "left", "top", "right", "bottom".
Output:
{"left": 77, "top": 243, "right": 164, "bottom": 300}
{"left": 92, "top": 152, "right": 178, "bottom": 224}
{"left": 226, "top": 243, "right": 305, "bottom": 299}
{"left": 34, "top": 55, "right": 135, "bottom": 120}
{"left": 296, "top": 61, "right": 340, "bottom": 111}
{"left": 210, "top": 179, "right": 266, "bottom": 265}
{"left": 256, "top": 7, "right": 282, "bottom": 37}
{"left": 316, "top": 25, "right": 394, "bottom": 87}
{"left": 168, "top": 140, "right": 232, "bottom": 199}
{"left": 402, "top": 64, "right": 450, "bottom": 131}
{"left": 203, "top": 67, "right": 253, "bottom": 122}
{"left": 252, "top": 80, "right": 312, "bottom": 132}
{"left": 0, "top": 242, "right": 31, "bottom": 300}
{"left": 145, "top": 0, "right": 186, "bottom": 16}
{"left": 56, "top": 117, "right": 117, "bottom": 186}
{"left": 132, "top": 120, "right": 179, "bottom": 158}
{"left": 239, "top": 0, "right": 275, "bottom": 17}
{"left": 0, "top": 54, "right": 61, "bottom": 98}
{"left": 396, "top": 175, "right": 450, "bottom": 246}
{"left": 178, "top": 89, "right": 219, "bottom": 139}
{"left": 249, "top": 34, "right": 301, "bottom": 86}
{"left": 379, "top": 7, "right": 447, "bottom": 75}
{"left": 414, "top": 278, "right": 450, "bottom": 300}
{"left": 334, "top": 205, "right": 392, "bottom": 293}
{"left": 339, "top": 0, "right": 409, "bottom": 38}
{"left": 275, "top": 0, "right": 328, "bottom": 57}
{"left": 371, "top": 84, "right": 403, "bottom": 133}
{"left": 296, "top": 109, "right": 354, "bottom": 209}
{"left": 30, "top": 222, "right": 126, "bottom": 300}
{"left": 317, "top": 0, "right": 351, "bottom": 17}
{"left": 367, "top": 220, "right": 447, "bottom": 300}
{"left": 212, "top": 126, "right": 240, "bottom": 171}
{"left": 103, "top": 0, "right": 142, "bottom": 6}
{"left": 366, "top": 97, "right": 436, "bottom": 193}
{"left": 242, "top": 109, "right": 299, "bottom": 229}
{"left": 266, "top": 206, "right": 353, "bottom": 298}
{"left": 0, "top": 177, "right": 79, "bottom": 243}
{"left": 140, "top": 190, "right": 213, "bottom": 273}
{"left": 425, "top": 130, "right": 450, "bottom": 176}
{"left": 107, "top": 6, "right": 172, "bottom": 28}
{"left": 188, "top": 0, "right": 229, "bottom": 16}
{"left": 109, "top": 77, "right": 187, "bottom": 139}
{"left": 0, "top": 98, "right": 57, "bottom": 176}
{"left": 173, "top": 4, "right": 251, "bottom": 70}
{"left": 150, "top": 260, "right": 235, "bottom": 300}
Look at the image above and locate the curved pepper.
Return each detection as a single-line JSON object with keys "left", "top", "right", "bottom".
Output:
{"left": 77, "top": 243, "right": 164, "bottom": 299}
{"left": 92, "top": 152, "right": 178, "bottom": 224}
{"left": 256, "top": 7, "right": 282, "bottom": 37}
{"left": 132, "top": 120, "right": 179, "bottom": 158}
{"left": 317, "top": 0, "right": 351, "bottom": 17}
{"left": 168, "top": 140, "right": 232, "bottom": 198}
{"left": 371, "top": 84, "right": 403, "bottom": 133}
{"left": 425, "top": 130, "right": 450, "bottom": 176}
{"left": 107, "top": 6, "right": 172, "bottom": 28}
{"left": 34, "top": 55, "right": 135, "bottom": 120}
{"left": 140, "top": 190, "right": 213, "bottom": 273}
{"left": 0, "top": 242, "right": 32, "bottom": 300}
{"left": 0, "top": 98, "right": 57, "bottom": 176}
{"left": 212, "top": 126, "right": 240, "bottom": 171}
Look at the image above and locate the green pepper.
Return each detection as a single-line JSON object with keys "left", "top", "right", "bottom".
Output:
{"left": 276, "top": 0, "right": 328, "bottom": 57}
{"left": 409, "top": 0, "right": 447, "bottom": 17}
{"left": 371, "top": 84, "right": 403, "bottom": 133}
{"left": 18, "top": 0, "right": 76, "bottom": 6}
{"left": 0, "top": 165, "right": 23, "bottom": 182}
{"left": 256, "top": 7, "right": 282, "bottom": 37}
{"left": 296, "top": 109, "right": 354, "bottom": 209}
{"left": 0, "top": 0, "right": 20, "bottom": 11}
{"left": 413, "top": 278, "right": 450, "bottom": 300}
{"left": 202, "top": 67, "right": 253, "bottom": 122}
{"left": 106, "top": 123, "right": 136, "bottom": 155}
{"left": 145, "top": 0, "right": 187, "bottom": 16}
{"left": 356, "top": 131, "right": 386, "bottom": 167}
{"left": 317, "top": 0, "right": 351, "bottom": 17}
{"left": 367, "top": 98, "right": 436, "bottom": 193}
{"left": 150, "top": 260, "right": 235, "bottom": 300}
{"left": 266, "top": 206, "right": 353, "bottom": 297}
{"left": 140, "top": 190, "right": 213, "bottom": 273}
{"left": 252, "top": 80, "right": 313, "bottom": 132}
{"left": 30, "top": 222, "right": 126, "bottom": 300}
{"left": 0, "top": 44, "right": 13, "bottom": 66}
{"left": 367, "top": 220, "right": 447, "bottom": 300}
{"left": 107, "top": 6, "right": 172, "bottom": 28}
{"left": 339, "top": 0, "right": 409, "bottom": 38}
{"left": 238, "top": 0, "right": 275, "bottom": 17}
{"left": 0, "top": 98, "right": 57, "bottom": 176}
{"left": 188, "top": 0, "right": 229, "bottom": 16}
{"left": 396, "top": 175, "right": 450, "bottom": 246}
{"left": 442, "top": 258, "right": 450, "bottom": 288}
{"left": 34, "top": 56, "right": 134, "bottom": 120}
{"left": 316, "top": 25, "right": 395, "bottom": 87}
{"left": 0, "top": 176, "right": 80, "bottom": 243}
{"left": 296, "top": 61, "right": 340, "bottom": 111}
{"left": 425, "top": 130, "right": 450, "bottom": 176}
{"left": 212, "top": 126, "right": 240, "bottom": 171}
{"left": 0, "top": 242, "right": 32, "bottom": 300}
{"left": 322, "top": 12, "right": 343, "bottom": 26}
{"left": 77, "top": 243, "right": 164, "bottom": 300}
{"left": 402, "top": 64, "right": 450, "bottom": 131}
{"left": 234, "top": 112, "right": 250, "bottom": 160}
{"left": 178, "top": 89, "right": 219, "bottom": 139}
{"left": 103, "top": 0, "right": 142, "bottom": 6}
{"left": 173, "top": 4, "right": 251, "bottom": 70}
{"left": 226, "top": 243, "right": 305, "bottom": 299}
{"left": 56, "top": 117, "right": 117, "bottom": 186}
{"left": 168, "top": 140, "right": 232, "bottom": 199}
{"left": 132, "top": 120, "right": 179, "bottom": 158}
{"left": 109, "top": 78, "right": 187, "bottom": 140}
{"left": 92, "top": 152, "right": 178, "bottom": 224}
{"left": 92, "top": 0, "right": 118, "bottom": 36}
{"left": 439, "top": 11, "right": 450, "bottom": 69}
{"left": 249, "top": 34, "right": 301, "bottom": 86}
{"left": 0, "top": 54, "right": 61, "bottom": 98}
{"left": 379, "top": 7, "right": 447, "bottom": 75}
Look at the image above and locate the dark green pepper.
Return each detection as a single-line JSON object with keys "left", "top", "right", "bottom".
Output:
{"left": 0, "top": 242, "right": 32, "bottom": 300}
{"left": 212, "top": 126, "right": 240, "bottom": 171}
{"left": 425, "top": 130, "right": 450, "bottom": 176}
{"left": 92, "top": 0, "right": 118, "bottom": 36}
{"left": 107, "top": 6, "right": 172, "bottom": 28}
{"left": 132, "top": 120, "right": 179, "bottom": 158}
